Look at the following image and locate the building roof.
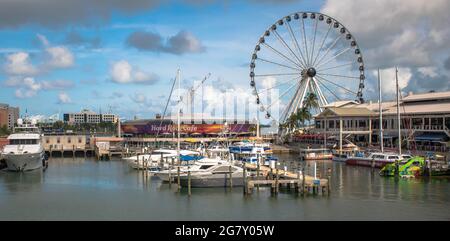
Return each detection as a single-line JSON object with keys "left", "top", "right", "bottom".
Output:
{"left": 317, "top": 107, "right": 376, "bottom": 118}
{"left": 322, "top": 100, "right": 358, "bottom": 108}
{"left": 323, "top": 90, "right": 450, "bottom": 116}
{"left": 402, "top": 91, "right": 450, "bottom": 103}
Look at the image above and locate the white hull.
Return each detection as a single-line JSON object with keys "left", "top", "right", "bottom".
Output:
{"left": 3, "top": 151, "right": 45, "bottom": 172}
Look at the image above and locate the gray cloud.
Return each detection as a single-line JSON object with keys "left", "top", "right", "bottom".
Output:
{"left": 322, "top": 0, "right": 450, "bottom": 69}
{"left": 63, "top": 31, "right": 102, "bottom": 48}
{"left": 403, "top": 70, "right": 450, "bottom": 94}
{"left": 126, "top": 31, "right": 164, "bottom": 52}
{"left": 0, "top": 0, "right": 161, "bottom": 29}
{"left": 126, "top": 30, "right": 206, "bottom": 55}
{"left": 444, "top": 56, "right": 450, "bottom": 70}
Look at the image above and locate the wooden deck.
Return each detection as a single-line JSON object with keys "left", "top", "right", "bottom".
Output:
{"left": 243, "top": 163, "right": 330, "bottom": 195}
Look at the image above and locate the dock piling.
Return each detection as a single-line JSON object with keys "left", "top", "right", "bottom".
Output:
{"left": 177, "top": 166, "right": 181, "bottom": 191}
{"left": 188, "top": 170, "right": 191, "bottom": 196}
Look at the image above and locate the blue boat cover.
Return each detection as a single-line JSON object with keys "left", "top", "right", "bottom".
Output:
{"left": 414, "top": 133, "right": 448, "bottom": 142}
{"left": 180, "top": 155, "right": 203, "bottom": 161}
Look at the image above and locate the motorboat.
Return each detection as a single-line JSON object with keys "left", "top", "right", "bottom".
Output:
{"left": 154, "top": 157, "right": 226, "bottom": 182}
{"left": 178, "top": 163, "right": 246, "bottom": 188}
{"left": 124, "top": 149, "right": 201, "bottom": 169}
{"left": 1, "top": 119, "right": 46, "bottom": 172}
{"left": 299, "top": 148, "right": 333, "bottom": 161}
{"left": 346, "top": 152, "right": 412, "bottom": 168}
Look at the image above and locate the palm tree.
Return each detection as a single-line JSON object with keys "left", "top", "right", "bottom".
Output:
{"left": 303, "top": 92, "right": 319, "bottom": 110}
{"left": 296, "top": 107, "right": 312, "bottom": 127}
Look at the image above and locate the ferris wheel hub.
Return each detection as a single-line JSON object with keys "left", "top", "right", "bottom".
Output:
{"left": 306, "top": 67, "right": 317, "bottom": 77}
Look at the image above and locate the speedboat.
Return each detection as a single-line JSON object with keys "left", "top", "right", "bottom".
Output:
{"left": 1, "top": 119, "right": 46, "bottom": 172}
{"left": 154, "top": 157, "right": 226, "bottom": 182}
{"left": 229, "top": 142, "right": 272, "bottom": 155}
{"left": 178, "top": 163, "right": 246, "bottom": 188}
{"left": 242, "top": 155, "right": 278, "bottom": 166}
{"left": 299, "top": 148, "right": 333, "bottom": 161}
{"left": 346, "top": 152, "right": 412, "bottom": 168}
{"left": 124, "top": 149, "right": 201, "bottom": 170}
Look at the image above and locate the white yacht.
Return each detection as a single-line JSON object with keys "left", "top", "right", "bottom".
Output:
{"left": 178, "top": 163, "right": 245, "bottom": 188}
{"left": 154, "top": 157, "right": 226, "bottom": 182}
{"left": 1, "top": 119, "right": 45, "bottom": 172}
{"left": 124, "top": 149, "right": 201, "bottom": 169}
{"left": 346, "top": 152, "right": 412, "bottom": 168}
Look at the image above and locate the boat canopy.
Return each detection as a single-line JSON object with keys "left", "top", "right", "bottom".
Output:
{"left": 180, "top": 155, "right": 203, "bottom": 161}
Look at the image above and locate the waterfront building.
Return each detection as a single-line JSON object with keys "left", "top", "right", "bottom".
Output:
{"left": 41, "top": 134, "right": 89, "bottom": 154}
{"left": 311, "top": 90, "right": 450, "bottom": 153}
{"left": 63, "top": 110, "right": 118, "bottom": 124}
{"left": 121, "top": 113, "right": 256, "bottom": 137}
{"left": 0, "top": 103, "right": 19, "bottom": 130}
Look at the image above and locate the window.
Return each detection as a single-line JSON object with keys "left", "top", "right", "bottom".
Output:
{"left": 9, "top": 139, "right": 37, "bottom": 145}
{"left": 78, "top": 138, "right": 82, "bottom": 143}
{"left": 57, "top": 138, "right": 60, "bottom": 144}
{"left": 199, "top": 165, "right": 214, "bottom": 170}
{"left": 68, "top": 138, "right": 71, "bottom": 143}
{"left": 358, "top": 120, "right": 366, "bottom": 128}
{"left": 328, "top": 121, "right": 335, "bottom": 129}
{"left": 412, "top": 118, "right": 422, "bottom": 127}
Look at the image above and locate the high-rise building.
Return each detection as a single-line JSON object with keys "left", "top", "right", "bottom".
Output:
{"left": 63, "top": 109, "right": 118, "bottom": 124}
{"left": 0, "top": 103, "right": 20, "bottom": 130}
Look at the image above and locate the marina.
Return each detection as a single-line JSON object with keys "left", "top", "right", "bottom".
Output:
{"left": 1, "top": 155, "right": 449, "bottom": 221}
{"left": 0, "top": 1, "right": 449, "bottom": 224}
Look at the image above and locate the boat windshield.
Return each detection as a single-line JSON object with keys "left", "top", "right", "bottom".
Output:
{"left": 9, "top": 139, "right": 39, "bottom": 145}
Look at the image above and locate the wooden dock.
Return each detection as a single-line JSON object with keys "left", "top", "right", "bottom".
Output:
{"left": 243, "top": 163, "right": 330, "bottom": 196}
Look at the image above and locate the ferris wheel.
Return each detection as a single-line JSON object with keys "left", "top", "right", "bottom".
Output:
{"left": 250, "top": 12, "right": 365, "bottom": 126}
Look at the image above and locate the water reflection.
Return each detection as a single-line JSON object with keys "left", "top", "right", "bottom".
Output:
{"left": 0, "top": 156, "right": 449, "bottom": 220}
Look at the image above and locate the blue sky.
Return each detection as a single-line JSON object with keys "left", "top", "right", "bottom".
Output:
{"left": 1, "top": 0, "right": 449, "bottom": 121}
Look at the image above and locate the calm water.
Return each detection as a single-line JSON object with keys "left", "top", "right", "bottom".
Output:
{"left": 1, "top": 155, "right": 449, "bottom": 221}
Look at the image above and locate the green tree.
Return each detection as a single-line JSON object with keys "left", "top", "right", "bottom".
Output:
{"left": 0, "top": 125, "right": 10, "bottom": 136}
{"left": 304, "top": 92, "right": 319, "bottom": 110}
{"left": 296, "top": 107, "right": 312, "bottom": 127}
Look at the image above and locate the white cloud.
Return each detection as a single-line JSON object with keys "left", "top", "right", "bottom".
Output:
{"left": 4, "top": 52, "right": 38, "bottom": 75}
{"left": 46, "top": 46, "right": 74, "bottom": 68}
{"left": 36, "top": 33, "right": 50, "bottom": 47}
{"left": 418, "top": 67, "right": 438, "bottom": 78}
{"left": 58, "top": 92, "right": 72, "bottom": 104}
{"left": 110, "top": 60, "right": 159, "bottom": 85}
{"left": 5, "top": 76, "right": 74, "bottom": 99}
{"left": 261, "top": 76, "right": 276, "bottom": 89}
{"left": 372, "top": 67, "right": 412, "bottom": 95}
{"left": 13, "top": 77, "right": 42, "bottom": 98}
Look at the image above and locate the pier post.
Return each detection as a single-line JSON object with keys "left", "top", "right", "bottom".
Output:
{"left": 302, "top": 164, "right": 306, "bottom": 196}
{"left": 188, "top": 170, "right": 191, "bottom": 196}
{"left": 177, "top": 166, "right": 181, "bottom": 191}
{"left": 229, "top": 165, "right": 233, "bottom": 189}
{"left": 275, "top": 162, "right": 279, "bottom": 194}
{"left": 243, "top": 162, "right": 247, "bottom": 195}
{"left": 256, "top": 154, "right": 260, "bottom": 191}
{"left": 297, "top": 163, "right": 301, "bottom": 194}
{"left": 327, "top": 167, "right": 331, "bottom": 195}
{"left": 137, "top": 154, "right": 140, "bottom": 169}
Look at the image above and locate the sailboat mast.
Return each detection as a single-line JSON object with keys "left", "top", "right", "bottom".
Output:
{"left": 378, "top": 69, "right": 384, "bottom": 153}
{"left": 396, "top": 67, "right": 401, "bottom": 155}
{"left": 177, "top": 68, "right": 181, "bottom": 165}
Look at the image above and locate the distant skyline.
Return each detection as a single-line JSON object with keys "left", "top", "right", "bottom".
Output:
{"left": 1, "top": 0, "right": 449, "bottom": 120}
